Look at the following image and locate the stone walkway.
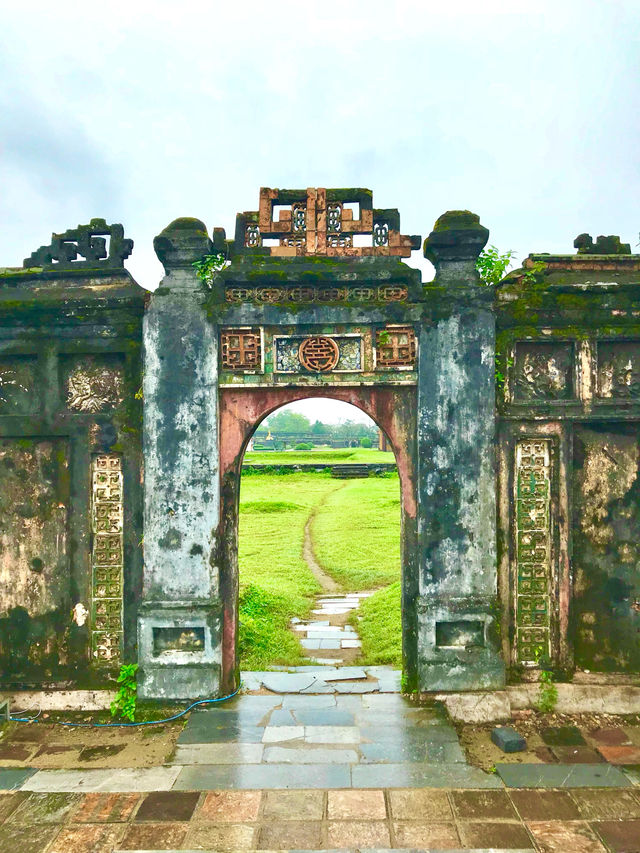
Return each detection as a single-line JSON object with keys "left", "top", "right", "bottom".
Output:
{"left": 1, "top": 785, "right": 640, "bottom": 851}
{"left": 2, "top": 694, "right": 640, "bottom": 850}
{"left": 293, "top": 595, "right": 371, "bottom": 664}
{"left": 241, "top": 665, "right": 401, "bottom": 694}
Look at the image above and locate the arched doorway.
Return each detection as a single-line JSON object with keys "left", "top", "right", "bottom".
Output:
{"left": 218, "top": 386, "right": 418, "bottom": 693}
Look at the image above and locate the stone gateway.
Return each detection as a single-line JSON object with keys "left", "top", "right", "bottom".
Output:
{"left": 0, "top": 188, "right": 638, "bottom": 699}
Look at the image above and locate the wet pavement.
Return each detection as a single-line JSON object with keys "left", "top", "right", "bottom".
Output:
{"left": 2, "top": 693, "right": 640, "bottom": 850}
{"left": 241, "top": 665, "right": 401, "bottom": 693}
{"left": 1, "top": 786, "right": 640, "bottom": 851}
{"left": 168, "top": 694, "right": 499, "bottom": 792}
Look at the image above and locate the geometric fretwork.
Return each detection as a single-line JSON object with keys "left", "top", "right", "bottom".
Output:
{"left": 91, "top": 454, "right": 123, "bottom": 665}
{"left": 221, "top": 329, "right": 262, "bottom": 370}
{"left": 376, "top": 326, "right": 417, "bottom": 368}
{"left": 515, "top": 439, "right": 552, "bottom": 665}
{"left": 235, "top": 188, "right": 421, "bottom": 258}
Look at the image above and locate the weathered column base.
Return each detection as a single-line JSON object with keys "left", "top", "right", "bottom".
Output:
{"left": 137, "top": 600, "right": 223, "bottom": 700}
{"left": 417, "top": 596, "right": 505, "bottom": 692}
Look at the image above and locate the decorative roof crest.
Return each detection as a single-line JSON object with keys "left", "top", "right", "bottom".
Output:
{"left": 233, "top": 187, "right": 420, "bottom": 258}
{"left": 24, "top": 219, "right": 133, "bottom": 269}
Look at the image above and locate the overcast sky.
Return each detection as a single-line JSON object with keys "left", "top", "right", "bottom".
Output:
{"left": 1, "top": 0, "right": 638, "bottom": 423}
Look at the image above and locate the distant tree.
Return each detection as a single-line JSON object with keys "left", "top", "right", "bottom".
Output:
{"left": 311, "top": 419, "right": 327, "bottom": 435}
{"left": 264, "top": 411, "right": 311, "bottom": 433}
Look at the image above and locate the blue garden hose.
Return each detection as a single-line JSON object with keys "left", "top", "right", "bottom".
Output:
{"left": 8, "top": 686, "right": 241, "bottom": 728}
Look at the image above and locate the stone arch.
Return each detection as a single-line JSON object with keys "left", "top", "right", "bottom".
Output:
{"left": 218, "top": 386, "right": 418, "bottom": 692}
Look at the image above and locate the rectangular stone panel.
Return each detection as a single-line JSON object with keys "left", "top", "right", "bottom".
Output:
{"left": 572, "top": 425, "right": 640, "bottom": 671}
{"left": 435, "top": 620, "right": 485, "bottom": 648}
{"left": 0, "top": 438, "right": 70, "bottom": 679}
{"left": 597, "top": 341, "right": 640, "bottom": 399}
{"left": 62, "top": 354, "right": 125, "bottom": 413}
{"left": 91, "top": 454, "right": 123, "bottom": 665}
{"left": 0, "top": 356, "right": 37, "bottom": 414}
{"left": 514, "top": 439, "right": 552, "bottom": 665}
{"left": 220, "top": 328, "right": 263, "bottom": 371}
{"left": 153, "top": 626, "right": 205, "bottom": 655}
{"left": 375, "top": 326, "right": 417, "bottom": 368}
{"left": 274, "top": 335, "right": 362, "bottom": 373}
{"left": 514, "top": 342, "right": 574, "bottom": 401}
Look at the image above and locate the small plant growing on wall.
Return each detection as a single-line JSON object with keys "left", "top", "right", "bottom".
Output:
{"left": 193, "top": 252, "right": 227, "bottom": 288}
{"left": 535, "top": 658, "right": 558, "bottom": 714}
{"left": 110, "top": 663, "right": 138, "bottom": 722}
{"left": 476, "top": 245, "right": 515, "bottom": 285}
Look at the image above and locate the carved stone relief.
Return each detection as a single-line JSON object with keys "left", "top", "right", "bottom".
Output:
{"left": 597, "top": 342, "right": 640, "bottom": 399}
{"left": 220, "top": 329, "right": 262, "bottom": 371}
{"left": 514, "top": 439, "right": 552, "bottom": 665}
{"left": 91, "top": 454, "right": 123, "bottom": 665}
{"left": 225, "top": 285, "right": 409, "bottom": 304}
{"left": 65, "top": 357, "right": 124, "bottom": 413}
{"left": 376, "top": 326, "right": 417, "bottom": 368}
{"left": 514, "top": 342, "right": 573, "bottom": 401}
{"left": 274, "top": 335, "right": 362, "bottom": 374}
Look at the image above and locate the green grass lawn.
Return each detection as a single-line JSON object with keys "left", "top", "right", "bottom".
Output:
{"left": 238, "top": 471, "right": 402, "bottom": 670}
{"left": 311, "top": 475, "right": 401, "bottom": 590}
{"left": 352, "top": 581, "right": 402, "bottom": 667}
{"left": 244, "top": 448, "right": 395, "bottom": 465}
{"left": 238, "top": 473, "right": 342, "bottom": 669}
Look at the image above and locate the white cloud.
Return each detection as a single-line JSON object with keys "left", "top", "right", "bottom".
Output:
{"left": 1, "top": 0, "right": 638, "bottom": 285}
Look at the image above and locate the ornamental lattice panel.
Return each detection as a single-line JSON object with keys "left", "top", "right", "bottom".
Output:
{"left": 376, "top": 326, "right": 417, "bottom": 368}
{"left": 514, "top": 439, "right": 552, "bottom": 665}
{"left": 91, "top": 454, "right": 123, "bottom": 665}
{"left": 221, "top": 329, "right": 262, "bottom": 370}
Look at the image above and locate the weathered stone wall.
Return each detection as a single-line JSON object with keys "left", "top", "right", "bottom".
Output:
{"left": 0, "top": 222, "right": 145, "bottom": 687}
{"left": 4, "top": 200, "right": 639, "bottom": 697}
{"left": 496, "top": 249, "right": 640, "bottom": 677}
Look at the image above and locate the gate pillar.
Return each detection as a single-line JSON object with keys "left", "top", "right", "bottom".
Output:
{"left": 416, "top": 212, "right": 505, "bottom": 691}
{"left": 138, "top": 219, "right": 223, "bottom": 699}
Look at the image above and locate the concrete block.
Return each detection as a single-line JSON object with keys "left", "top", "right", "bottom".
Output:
{"left": 491, "top": 726, "right": 526, "bottom": 753}
{"left": 437, "top": 691, "right": 511, "bottom": 723}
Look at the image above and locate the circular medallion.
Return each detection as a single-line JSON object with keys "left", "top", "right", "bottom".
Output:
{"left": 298, "top": 336, "right": 340, "bottom": 372}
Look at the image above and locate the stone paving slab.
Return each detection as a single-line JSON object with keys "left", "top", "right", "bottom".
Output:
{"left": 5, "top": 787, "right": 640, "bottom": 852}
{"left": 0, "top": 767, "right": 37, "bottom": 790}
{"left": 497, "top": 762, "right": 632, "bottom": 788}
{"left": 351, "top": 764, "right": 503, "bottom": 789}
{"left": 21, "top": 766, "right": 181, "bottom": 792}
{"left": 173, "top": 763, "right": 352, "bottom": 789}
{"left": 172, "top": 744, "right": 265, "bottom": 765}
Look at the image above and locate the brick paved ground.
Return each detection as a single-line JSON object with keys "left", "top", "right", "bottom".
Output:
{"left": 2, "top": 693, "right": 640, "bottom": 850}
{"left": 1, "top": 787, "right": 640, "bottom": 851}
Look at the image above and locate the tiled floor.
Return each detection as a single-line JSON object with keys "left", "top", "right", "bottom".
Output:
{"left": 170, "top": 693, "right": 500, "bottom": 790}
{"left": 2, "top": 786, "right": 640, "bottom": 851}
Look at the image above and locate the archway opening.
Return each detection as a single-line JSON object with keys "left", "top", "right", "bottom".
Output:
{"left": 236, "top": 398, "right": 402, "bottom": 675}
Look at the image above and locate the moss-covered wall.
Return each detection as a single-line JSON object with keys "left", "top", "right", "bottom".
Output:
{"left": 572, "top": 424, "right": 640, "bottom": 671}
{"left": 496, "top": 252, "right": 640, "bottom": 676}
{"left": 0, "top": 263, "right": 146, "bottom": 688}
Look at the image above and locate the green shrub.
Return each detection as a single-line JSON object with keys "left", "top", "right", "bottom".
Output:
{"left": 295, "top": 442, "right": 312, "bottom": 450}
{"left": 359, "top": 437, "right": 372, "bottom": 448}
